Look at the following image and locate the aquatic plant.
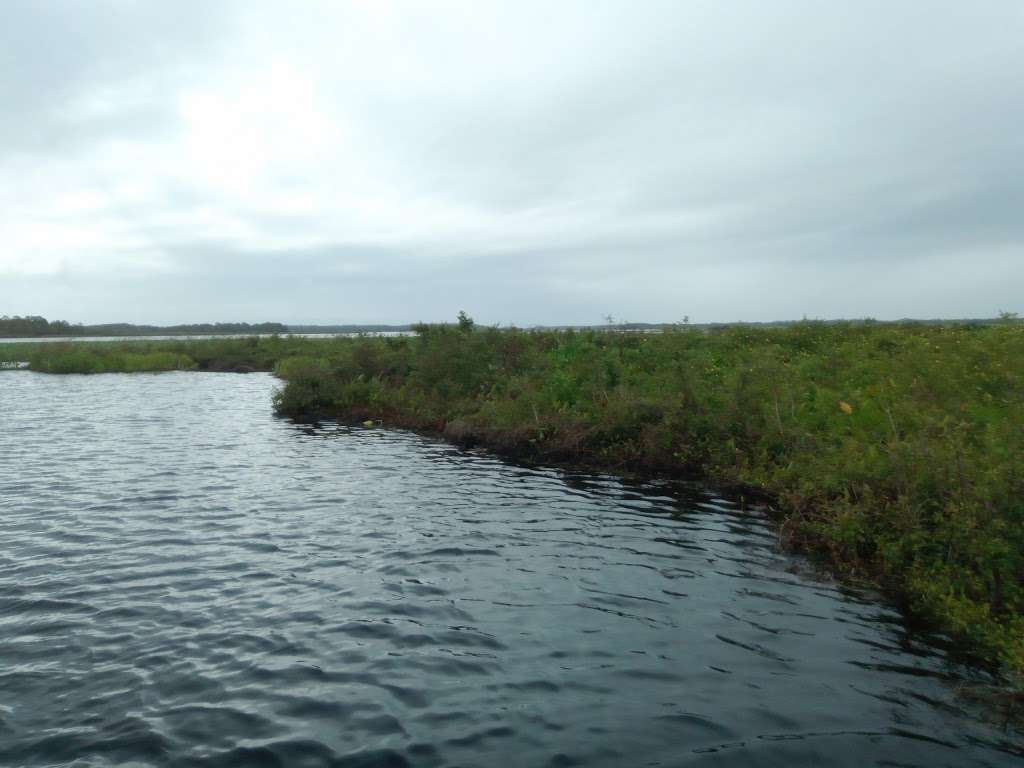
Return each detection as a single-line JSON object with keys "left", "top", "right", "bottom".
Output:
{"left": 22, "top": 345, "right": 196, "bottom": 374}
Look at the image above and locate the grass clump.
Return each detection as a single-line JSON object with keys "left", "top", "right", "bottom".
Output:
{"left": 23, "top": 345, "right": 197, "bottom": 374}
{"left": 2, "top": 335, "right": 317, "bottom": 374}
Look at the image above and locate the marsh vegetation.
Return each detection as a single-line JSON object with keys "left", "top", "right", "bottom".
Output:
{"left": 5, "top": 320, "right": 1022, "bottom": 681}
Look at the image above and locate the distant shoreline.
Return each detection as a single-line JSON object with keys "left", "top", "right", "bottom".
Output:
{"left": 0, "top": 316, "right": 1011, "bottom": 341}
{"left": 0, "top": 331, "right": 412, "bottom": 344}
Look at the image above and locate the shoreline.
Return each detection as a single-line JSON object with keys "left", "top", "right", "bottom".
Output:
{"left": 6, "top": 323, "right": 1023, "bottom": 688}
{"left": 297, "top": 406, "right": 1024, "bottom": 718}
{"left": 269, "top": 322, "right": 1024, "bottom": 685}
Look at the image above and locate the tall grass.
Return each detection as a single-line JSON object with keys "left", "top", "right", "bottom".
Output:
{"left": 25, "top": 348, "right": 196, "bottom": 374}
{"left": 2, "top": 335, "right": 309, "bottom": 374}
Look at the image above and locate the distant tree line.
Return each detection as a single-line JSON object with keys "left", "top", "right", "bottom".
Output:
{"left": 84, "top": 322, "right": 289, "bottom": 336}
{"left": 0, "top": 315, "right": 287, "bottom": 338}
{"left": 0, "top": 315, "right": 77, "bottom": 336}
{"left": 286, "top": 324, "right": 413, "bottom": 334}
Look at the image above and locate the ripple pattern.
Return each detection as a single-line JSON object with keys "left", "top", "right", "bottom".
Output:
{"left": 0, "top": 371, "right": 1020, "bottom": 766}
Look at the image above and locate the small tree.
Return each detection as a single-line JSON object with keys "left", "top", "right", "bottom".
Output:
{"left": 457, "top": 310, "right": 475, "bottom": 332}
{"left": 997, "top": 310, "right": 1020, "bottom": 324}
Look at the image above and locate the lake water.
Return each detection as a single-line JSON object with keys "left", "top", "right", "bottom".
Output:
{"left": 0, "top": 371, "right": 1019, "bottom": 767}
{"left": 0, "top": 332, "right": 411, "bottom": 344}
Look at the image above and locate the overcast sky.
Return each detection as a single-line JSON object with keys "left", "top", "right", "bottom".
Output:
{"left": 1, "top": 1, "right": 1021, "bottom": 325}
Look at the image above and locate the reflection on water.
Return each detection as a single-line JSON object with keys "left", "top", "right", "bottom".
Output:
{"left": 0, "top": 371, "right": 1019, "bottom": 766}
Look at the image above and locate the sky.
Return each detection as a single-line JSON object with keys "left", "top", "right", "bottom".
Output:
{"left": 1, "top": 1, "right": 1022, "bottom": 326}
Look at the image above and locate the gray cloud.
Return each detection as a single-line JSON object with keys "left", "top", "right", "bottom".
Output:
{"left": 1, "top": 1, "right": 1022, "bottom": 325}
{"left": 0, "top": 1, "right": 229, "bottom": 156}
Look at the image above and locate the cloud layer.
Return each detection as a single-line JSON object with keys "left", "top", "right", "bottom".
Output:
{"left": 2, "top": 1, "right": 1022, "bottom": 324}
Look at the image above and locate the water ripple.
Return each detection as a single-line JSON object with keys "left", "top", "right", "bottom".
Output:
{"left": 0, "top": 371, "right": 1019, "bottom": 766}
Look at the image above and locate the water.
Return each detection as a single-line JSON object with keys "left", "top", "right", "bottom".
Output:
{"left": 0, "top": 371, "right": 1019, "bottom": 767}
{"left": 0, "top": 332, "right": 411, "bottom": 344}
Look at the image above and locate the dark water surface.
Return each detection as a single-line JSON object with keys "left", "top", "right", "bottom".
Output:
{"left": 0, "top": 372, "right": 1019, "bottom": 767}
